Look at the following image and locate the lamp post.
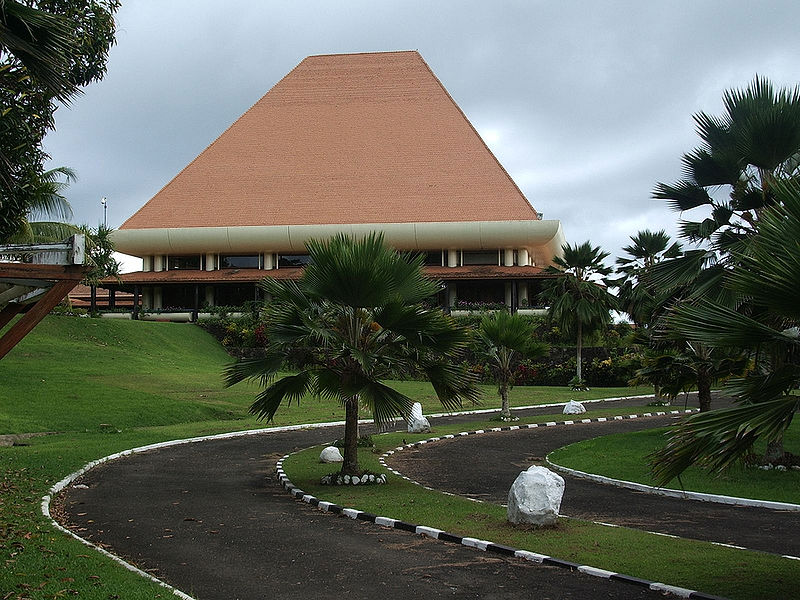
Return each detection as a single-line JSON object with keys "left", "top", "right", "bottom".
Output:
{"left": 101, "top": 197, "right": 108, "bottom": 228}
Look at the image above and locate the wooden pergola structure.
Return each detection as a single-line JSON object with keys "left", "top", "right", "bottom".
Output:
{"left": 0, "top": 235, "right": 89, "bottom": 360}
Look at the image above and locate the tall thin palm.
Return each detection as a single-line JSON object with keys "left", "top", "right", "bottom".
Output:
{"left": 225, "top": 233, "right": 480, "bottom": 476}
{"left": 612, "top": 229, "right": 681, "bottom": 327}
{"left": 539, "top": 241, "right": 616, "bottom": 385}
{"left": 477, "top": 311, "right": 548, "bottom": 419}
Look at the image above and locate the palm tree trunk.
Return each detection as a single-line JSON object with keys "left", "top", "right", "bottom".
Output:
{"left": 764, "top": 435, "right": 785, "bottom": 465}
{"left": 341, "top": 395, "right": 360, "bottom": 475}
{"left": 576, "top": 321, "right": 583, "bottom": 382}
{"left": 697, "top": 367, "right": 712, "bottom": 412}
{"left": 500, "top": 383, "right": 511, "bottom": 418}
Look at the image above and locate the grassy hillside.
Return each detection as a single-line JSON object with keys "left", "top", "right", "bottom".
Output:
{"left": 0, "top": 317, "right": 253, "bottom": 433}
{"left": 0, "top": 316, "right": 652, "bottom": 435}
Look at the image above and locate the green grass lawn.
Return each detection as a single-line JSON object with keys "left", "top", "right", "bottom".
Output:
{"left": 547, "top": 424, "right": 800, "bottom": 504}
{"left": 0, "top": 316, "right": 652, "bottom": 436}
{"left": 283, "top": 437, "right": 800, "bottom": 600}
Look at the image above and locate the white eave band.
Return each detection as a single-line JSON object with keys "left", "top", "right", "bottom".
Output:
{"left": 112, "top": 220, "right": 566, "bottom": 257}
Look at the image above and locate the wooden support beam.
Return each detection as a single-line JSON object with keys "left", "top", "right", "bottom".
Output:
{"left": 0, "top": 279, "right": 79, "bottom": 360}
{"left": 0, "top": 303, "right": 24, "bottom": 330}
{"left": 0, "top": 262, "right": 86, "bottom": 281}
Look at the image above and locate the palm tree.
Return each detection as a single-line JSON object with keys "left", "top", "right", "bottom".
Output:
{"left": 612, "top": 229, "right": 681, "bottom": 327}
{"left": 3, "top": 166, "right": 75, "bottom": 243}
{"left": 654, "top": 76, "right": 800, "bottom": 246}
{"left": 539, "top": 241, "right": 617, "bottom": 386}
{"left": 0, "top": 0, "right": 78, "bottom": 102}
{"left": 225, "top": 233, "right": 480, "bottom": 476}
{"left": 650, "top": 178, "right": 800, "bottom": 484}
{"left": 477, "top": 311, "right": 548, "bottom": 419}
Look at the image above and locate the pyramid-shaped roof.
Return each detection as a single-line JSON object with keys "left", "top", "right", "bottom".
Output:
{"left": 121, "top": 51, "right": 538, "bottom": 230}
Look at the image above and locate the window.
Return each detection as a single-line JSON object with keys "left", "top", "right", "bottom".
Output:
{"left": 421, "top": 251, "right": 443, "bottom": 266}
{"left": 161, "top": 285, "right": 197, "bottom": 309}
{"left": 220, "top": 255, "right": 259, "bottom": 269}
{"left": 215, "top": 284, "right": 258, "bottom": 306}
{"left": 278, "top": 254, "right": 312, "bottom": 268}
{"left": 462, "top": 250, "right": 499, "bottom": 266}
{"left": 167, "top": 255, "right": 201, "bottom": 270}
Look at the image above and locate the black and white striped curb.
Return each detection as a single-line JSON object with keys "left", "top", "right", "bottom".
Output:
{"left": 275, "top": 427, "right": 727, "bottom": 600}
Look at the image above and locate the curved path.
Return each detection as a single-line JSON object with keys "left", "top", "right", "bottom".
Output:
{"left": 385, "top": 415, "right": 800, "bottom": 558}
{"left": 56, "top": 396, "right": 752, "bottom": 600}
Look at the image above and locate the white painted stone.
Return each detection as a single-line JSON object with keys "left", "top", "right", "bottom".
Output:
{"left": 507, "top": 466, "right": 565, "bottom": 526}
{"left": 407, "top": 402, "right": 431, "bottom": 433}
{"left": 563, "top": 400, "right": 586, "bottom": 415}
{"left": 319, "top": 446, "right": 344, "bottom": 463}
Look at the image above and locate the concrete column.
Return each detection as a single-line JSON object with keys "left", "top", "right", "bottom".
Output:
{"left": 263, "top": 253, "right": 274, "bottom": 270}
{"left": 142, "top": 256, "right": 152, "bottom": 272}
{"left": 505, "top": 282, "right": 512, "bottom": 307}
{"left": 504, "top": 249, "right": 515, "bottom": 266}
{"left": 519, "top": 282, "right": 529, "bottom": 306}
{"left": 205, "top": 286, "right": 214, "bottom": 307}
{"left": 205, "top": 253, "right": 215, "bottom": 271}
{"left": 447, "top": 283, "right": 457, "bottom": 307}
{"left": 153, "top": 287, "right": 163, "bottom": 310}
{"left": 447, "top": 249, "right": 459, "bottom": 267}
{"left": 153, "top": 255, "right": 164, "bottom": 272}
{"left": 142, "top": 288, "right": 153, "bottom": 309}
{"left": 518, "top": 248, "right": 529, "bottom": 266}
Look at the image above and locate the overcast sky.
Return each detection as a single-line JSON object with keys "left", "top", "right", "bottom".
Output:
{"left": 42, "top": 1, "right": 800, "bottom": 271}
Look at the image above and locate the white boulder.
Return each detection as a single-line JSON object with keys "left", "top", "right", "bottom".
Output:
{"left": 319, "top": 446, "right": 344, "bottom": 463}
{"left": 407, "top": 402, "right": 431, "bottom": 433}
{"left": 507, "top": 466, "right": 565, "bottom": 526}
{"left": 563, "top": 400, "right": 586, "bottom": 415}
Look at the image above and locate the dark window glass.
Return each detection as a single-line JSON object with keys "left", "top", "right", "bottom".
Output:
{"left": 214, "top": 284, "right": 258, "bottom": 306}
{"left": 161, "top": 285, "right": 197, "bottom": 309}
{"left": 456, "top": 281, "right": 505, "bottom": 303}
{"left": 278, "top": 254, "right": 312, "bottom": 268}
{"left": 405, "top": 251, "right": 442, "bottom": 266}
{"left": 220, "top": 255, "right": 259, "bottom": 269}
{"left": 462, "top": 250, "right": 498, "bottom": 266}
{"left": 167, "top": 255, "right": 201, "bottom": 270}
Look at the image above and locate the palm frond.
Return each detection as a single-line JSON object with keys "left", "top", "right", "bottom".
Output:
{"left": 223, "top": 353, "right": 285, "bottom": 387}
{"left": 249, "top": 371, "right": 313, "bottom": 421}
{"left": 358, "top": 380, "right": 415, "bottom": 428}
{"left": 649, "top": 397, "right": 799, "bottom": 485}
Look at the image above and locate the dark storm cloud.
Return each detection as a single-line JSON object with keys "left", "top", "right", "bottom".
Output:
{"left": 42, "top": 1, "right": 800, "bottom": 270}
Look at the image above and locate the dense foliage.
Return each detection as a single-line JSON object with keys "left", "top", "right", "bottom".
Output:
{"left": 0, "top": 0, "right": 119, "bottom": 241}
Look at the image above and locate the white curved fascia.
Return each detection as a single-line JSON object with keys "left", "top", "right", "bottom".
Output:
{"left": 112, "top": 220, "right": 566, "bottom": 258}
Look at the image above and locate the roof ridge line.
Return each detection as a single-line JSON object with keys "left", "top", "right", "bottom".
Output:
{"left": 412, "top": 53, "right": 538, "bottom": 218}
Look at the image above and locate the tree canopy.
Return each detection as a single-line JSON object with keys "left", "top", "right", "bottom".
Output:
{"left": 0, "top": 0, "right": 119, "bottom": 242}
{"left": 225, "top": 233, "right": 479, "bottom": 476}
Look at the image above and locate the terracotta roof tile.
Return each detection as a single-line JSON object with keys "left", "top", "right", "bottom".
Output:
{"left": 121, "top": 51, "right": 537, "bottom": 230}
{"left": 109, "top": 265, "right": 551, "bottom": 286}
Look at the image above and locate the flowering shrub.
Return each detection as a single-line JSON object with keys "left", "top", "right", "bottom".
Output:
{"left": 198, "top": 312, "right": 268, "bottom": 355}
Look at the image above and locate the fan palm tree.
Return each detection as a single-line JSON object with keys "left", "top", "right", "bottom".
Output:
{"left": 650, "top": 178, "right": 800, "bottom": 484}
{"left": 612, "top": 229, "right": 682, "bottom": 327}
{"left": 477, "top": 311, "right": 548, "bottom": 419}
{"left": 539, "top": 241, "right": 617, "bottom": 386}
{"left": 225, "top": 233, "right": 480, "bottom": 476}
{"left": 0, "top": 0, "right": 78, "bottom": 102}
{"left": 3, "top": 166, "right": 75, "bottom": 243}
